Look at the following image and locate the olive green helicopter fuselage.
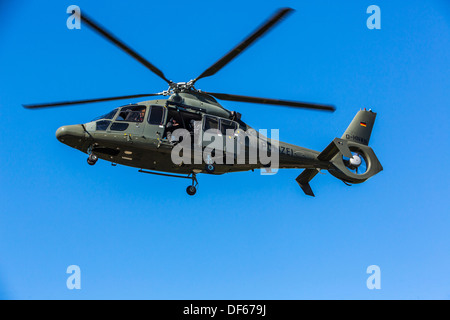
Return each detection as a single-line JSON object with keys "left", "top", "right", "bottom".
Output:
{"left": 56, "top": 92, "right": 323, "bottom": 175}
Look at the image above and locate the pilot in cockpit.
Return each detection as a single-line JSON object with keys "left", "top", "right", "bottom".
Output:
{"left": 138, "top": 109, "right": 145, "bottom": 122}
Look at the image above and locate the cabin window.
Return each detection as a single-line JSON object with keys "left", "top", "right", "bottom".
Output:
{"left": 116, "top": 105, "right": 146, "bottom": 122}
{"left": 147, "top": 105, "right": 165, "bottom": 125}
{"left": 204, "top": 116, "right": 219, "bottom": 132}
{"left": 96, "top": 120, "right": 111, "bottom": 131}
{"left": 220, "top": 119, "right": 237, "bottom": 135}
{"left": 110, "top": 123, "right": 129, "bottom": 131}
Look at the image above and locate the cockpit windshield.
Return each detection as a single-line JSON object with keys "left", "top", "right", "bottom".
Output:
{"left": 91, "top": 108, "right": 118, "bottom": 122}
{"left": 91, "top": 105, "right": 146, "bottom": 123}
{"left": 116, "top": 105, "right": 146, "bottom": 123}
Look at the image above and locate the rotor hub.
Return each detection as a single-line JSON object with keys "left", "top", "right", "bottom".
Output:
{"left": 162, "top": 81, "right": 198, "bottom": 96}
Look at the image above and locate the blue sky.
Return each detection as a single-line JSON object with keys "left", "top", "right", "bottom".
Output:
{"left": 0, "top": 0, "right": 449, "bottom": 299}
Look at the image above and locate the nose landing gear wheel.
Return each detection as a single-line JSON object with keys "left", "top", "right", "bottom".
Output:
{"left": 87, "top": 154, "right": 98, "bottom": 166}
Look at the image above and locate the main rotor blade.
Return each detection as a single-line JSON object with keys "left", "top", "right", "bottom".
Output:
{"left": 79, "top": 12, "right": 172, "bottom": 84}
{"left": 203, "top": 92, "right": 336, "bottom": 112}
{"left": 23, "top": 93, "right": 162, "bottom": 109}
{"left": 193, "top": 8, "right": 294, "bottom": 83}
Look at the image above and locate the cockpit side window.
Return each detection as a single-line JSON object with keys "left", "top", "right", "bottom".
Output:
{"left": 116, "top": 105, "right": 146, "bottom": 123}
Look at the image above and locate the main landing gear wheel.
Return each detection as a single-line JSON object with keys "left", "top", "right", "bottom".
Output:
{"left": 186, "top": 172, "right": 199, "bottom": 196}
{"left": 186, "top": 185, "right": 197, "bottom": 196}
{"left": 87, "top": 154, "right": 98, "bottom": 166}
{"left": 205, "top": 164, "right": 215, "bottom": 174}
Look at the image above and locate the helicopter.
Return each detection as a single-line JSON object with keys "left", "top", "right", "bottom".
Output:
{"left": 24, "top": 7, "right": 383, "bottom": 196}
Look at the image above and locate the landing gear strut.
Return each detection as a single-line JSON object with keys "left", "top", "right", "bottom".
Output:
{"left": 138, "top": 169, "right": 199, "bottom": 196}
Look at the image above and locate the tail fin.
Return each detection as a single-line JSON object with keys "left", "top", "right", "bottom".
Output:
{"left": 341, "top": 109, "right": 377, "bottom": 146}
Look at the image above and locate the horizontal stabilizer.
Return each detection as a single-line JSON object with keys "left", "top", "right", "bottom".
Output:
{"left": 317, "top": 138, "right": 353, "bottom": 161}
{"left": 296, "top": 169, "right": 320, "bottom": 197}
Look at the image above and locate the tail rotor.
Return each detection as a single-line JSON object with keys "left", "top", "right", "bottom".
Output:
{"left": 343, "top": 151, "right": 368, "bottom": 175}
